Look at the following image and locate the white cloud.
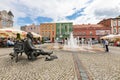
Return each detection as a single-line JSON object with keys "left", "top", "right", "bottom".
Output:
{"left": 18, "top": 0, "right": 89, "bottom": 20}
{"left": 74, "top": 0, "right": 120, "bottom": 24}
{"left": 0, "top": 0, "right": 120, "bottom": 27}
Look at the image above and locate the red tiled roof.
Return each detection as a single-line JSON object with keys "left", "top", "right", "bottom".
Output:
{"left": 73, "top": 24, "right": 105, "bottom": 28}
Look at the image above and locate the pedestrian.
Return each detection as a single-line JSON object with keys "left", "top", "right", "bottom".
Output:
{"left": 101, "top": 39, "right": 105, "bottom": 48}
{"left": 105, "top": 39, "right": 109, "bottom": 52}
{"left": 6, "top": 38, "right": 14, "bottom": 47}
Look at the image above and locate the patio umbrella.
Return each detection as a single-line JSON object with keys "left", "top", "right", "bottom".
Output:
{"left": 12, "top": 29, "right": 27, "bottom": 39}
{"left": 114, "top": 34, "right": 120, "bottom": 39}
{"left": 0, "top": 28, "right": 16, "bottom": 38}
{"left": 0, "top": 28, "right": 27, "bottom": 38}
{"left": 0, "top": 33, "right": 9, "bottom": 38}
{"left": 0, "top": 29, "right": 10, "bottom": 38}
{"left": 100, "top": 34, "right": 116, "bottom": 39}
{"left": 31, "top": 32, "right": 41, "bottom": 38}
{"left": 105, "top": 34, "right": 116, "bottom": 38}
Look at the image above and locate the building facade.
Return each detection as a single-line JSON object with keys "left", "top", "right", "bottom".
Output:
{"left": 21, "top": 24, "right": 40, "bottom": 35}
{"left": 40, "top": 23, "right": 56, "bottom": 42}
{"left": 111, "top": 16, "right": 120, "bottom": 34}
{"left": 56, "top": 22, "right": 73, "bottom": 40}
{"left": 0, "top": 10, "right": 14, "bottom": 28}
{"left": 73, "top": 24, "right": 110, "bottom": 40}
{"left": 98, "top": 16, "right": 120, "bottom": 34}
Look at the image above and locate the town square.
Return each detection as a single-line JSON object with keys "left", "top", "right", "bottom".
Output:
{"left": 0, "top": 0, "right": 120, "bottom": 80}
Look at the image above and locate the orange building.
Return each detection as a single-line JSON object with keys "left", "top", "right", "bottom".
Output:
{"left": 40, "top": 23, "right": 56, "bottom": 42}
{"left": 73, "top": 24, "right": 110, "bottom": 40}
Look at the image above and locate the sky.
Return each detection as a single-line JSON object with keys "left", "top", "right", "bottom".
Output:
{"left": 0, "top": 0, "right": 120, "bottom": 29}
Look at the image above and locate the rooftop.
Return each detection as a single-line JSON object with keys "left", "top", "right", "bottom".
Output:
{"left": 73, "top": 24, "right": 105, "bottom": 28}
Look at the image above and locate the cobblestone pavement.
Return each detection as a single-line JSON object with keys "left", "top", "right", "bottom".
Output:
{"left": 0, "top": 43, "right": 120, "bottom": 80}
{"left": 0, "top": 48, "right": 13, "bottom": 56}
{"left": 0, "top": 48, "right": 77, "bottom": 80}
{"left": 78, "top": 51, "right": 120, "bottom": 80}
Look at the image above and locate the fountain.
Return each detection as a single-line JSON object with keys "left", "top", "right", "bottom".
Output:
{"left": 81, "top": 38, "right": 84, "bottom": 47}
{"left": 63, "top": 33, "right": 80, "bottom": 50}
{"left": 53, "top": 38, "right": 59, "bottom": 49}
{"left": 51, "top": 32, "right": 94, "bottom": 51}
{"left": 63, "top": 33, "right": 94, "bottom": 51}
{"left": 87, "top": 38, "right": 92, "bottom": 49}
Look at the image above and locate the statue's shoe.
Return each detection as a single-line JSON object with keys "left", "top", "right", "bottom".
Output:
{"left": 9, "top": 52, "right": 15, "bottom": 57}
{"left": 48, "top": 51, "right": 53, "bottom": 56}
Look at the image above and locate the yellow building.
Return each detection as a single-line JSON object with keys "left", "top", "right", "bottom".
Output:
{"left": 40, "top": 23, "right": 56, "bottom": 42}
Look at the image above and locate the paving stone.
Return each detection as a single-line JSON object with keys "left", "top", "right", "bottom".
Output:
{"left": 78, "top": 49, "right": 120, "bottom": 80}
{"left": 0, "top": 46, "right": 77, "bottom": 80}
{"left": 1, "top": 43, "right": 119, "bottom": 80}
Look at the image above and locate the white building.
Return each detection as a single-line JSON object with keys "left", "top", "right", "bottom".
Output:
{"left": 0, "top": 10, "right": 14, "bottom": 28}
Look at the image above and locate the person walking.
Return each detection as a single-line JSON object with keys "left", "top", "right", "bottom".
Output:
{"left": 101, "top": 39, "right": 105, "bottom": 48}
{"left": 105, "top": 39, "right": 109, "bottom": 52}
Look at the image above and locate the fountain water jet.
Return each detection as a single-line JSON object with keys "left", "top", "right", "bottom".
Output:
{"left": 51, "top": 33, "right": 94, "bottom": 51}
{"left": 63, "top": 33, "right": 80, "bottom": 50}
{"left": 53, "top": 38, "right": 59, "bottom": 49}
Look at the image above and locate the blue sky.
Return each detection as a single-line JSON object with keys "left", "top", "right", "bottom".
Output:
{"left": 0, "top": 0, "right": 120, "bottom": 29}
{"left": 17, "top": 16, "right": 53, "bottom": 26}
{"left": 66, "top": 7, "right": 85, "bottom": 20}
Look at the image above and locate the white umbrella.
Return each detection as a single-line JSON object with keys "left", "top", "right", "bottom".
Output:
{"left": 0, "top": 28, "right": 27, "bottom": 38}
{"left": 31, "top": 32, "right": 41, "bottom": 38}
{"left": 102, "top": 34, "right": 116, "bottom": 39}
{"left": 0, "top": 29, "right": 15, "bottom": 38}
{"left": 114, "top": 34, "right": 120, "bottom": 38}
{"left": 100, "top": 34, "right": 116, "bottom": 39}
{"left": 117, "top": 34, "right": 120, "bottom": 36}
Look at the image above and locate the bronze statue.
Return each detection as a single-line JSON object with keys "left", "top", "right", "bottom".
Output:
{"left": 24, "top": 32, "right": 53, "bottom": 60}
{"left": 10, "top": 32, "right": 53, "bottom": 62}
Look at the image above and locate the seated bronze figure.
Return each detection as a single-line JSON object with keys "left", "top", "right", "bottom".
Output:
{"left": 10, "top": 32, "right": 53, "bottom": 62}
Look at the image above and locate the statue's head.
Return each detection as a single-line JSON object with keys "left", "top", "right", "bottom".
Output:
{"left": 27, "top": 32, "right": 33, "bottom": 39}
{"left": 16, "top": 33, "right": 21, "bottom": 40}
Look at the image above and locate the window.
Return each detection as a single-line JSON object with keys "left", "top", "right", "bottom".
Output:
{"left": 119, "top": 28, "right": 120, "bottom": 34}
{"left": 42, "top": 27, "right": 44, "bottom": 30}
{"left": 118, "top": 20, "right": 120, "bottom": 26}
{"left": 65, "top": 26, "right": 67, "bottom": 32}
{"left": 42, "top": 31, "right": 44, "bottom": 35}
{"left": 78, "top": 32, "right": 80, "bottom": 35}
{"left": 90, "top": 31, "right": 92, "bottom": 36}
{"left": 114, "top": 28, "right": 116, "bottom": 34}
{"left": 2, "top": 20, "right": 6, "bottom": 26}
{"left": 82, "top": 32, "right": 86, "bottom": 35}
{"left": 113, "top": 20, "right": 117, "bottom": 26}
{"left": 52, "top": 26, "right": 54, "bottom": 30}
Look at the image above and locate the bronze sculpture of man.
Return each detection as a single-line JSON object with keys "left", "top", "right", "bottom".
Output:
{"left": 24, "top": 32, "right": 53, "bottom": 60}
